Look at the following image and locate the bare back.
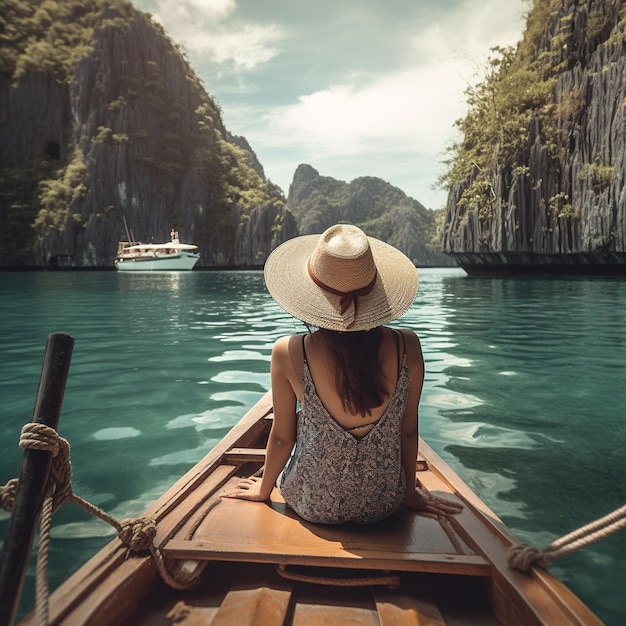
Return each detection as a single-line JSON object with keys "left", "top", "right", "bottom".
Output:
{"left": 283, "top": 327, "right": 420, "bottom": 437}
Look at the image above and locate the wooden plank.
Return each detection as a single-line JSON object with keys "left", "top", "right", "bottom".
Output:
{"left": 154, "top": 464, "right": 239, "bottom": 545}
{"left": 40, "top": 555, "right": 158, "bottom": 626}
{"left": 291, "top": 586, "right": 378, "bottom": 626}
{"left": 293, "top": 603, "right": 378, "bottom": 626}
{"left": 222, "top": 487, "right": 458, "bottom": 553}
{"left": 165, "top": 601, "right": 219, "bottom": 624}
{"left": 210, "top": 586, "right": 292, "bottom": 626}
{"left": 373, "top": 588, "right": 447, "bottom": 626}
{"left": 529, "top": 567, "right": 602, "bottom": 626}
{"left": 223, "top": 447, "right": 267, "bottom": 463}
{"left": 200, "top": 492, "right": 463, "bottom": 553}
{"left": 164, "top": 537, "right": 489, "bottom": 575}
{"left": 18, "top": 542, "right": 145, "bottom": 625}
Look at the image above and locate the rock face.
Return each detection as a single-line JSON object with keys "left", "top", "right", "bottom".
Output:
{"left": 288, "top": 165, "right": 454, "bottom": 266}
{"left": 0, "top": 1, "right": 296, "bottom": 268}
{"left": 441, "top": 0, "right": 626, "bottom": 274}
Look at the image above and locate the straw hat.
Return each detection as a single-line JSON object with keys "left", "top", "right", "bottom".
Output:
{"left": 264, "top": 224, "right": 418, "bottom": 331}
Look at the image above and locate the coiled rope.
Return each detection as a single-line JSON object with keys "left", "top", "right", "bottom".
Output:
{"left": 507, "top": 504, "right": 626, "bottom": 572}
{"left": 0, "top": 423, "right": 203, "bottom": 626}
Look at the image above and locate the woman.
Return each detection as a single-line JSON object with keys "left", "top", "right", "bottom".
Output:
{"left": 224, "top": 224, "right": 462, "bottom": 523}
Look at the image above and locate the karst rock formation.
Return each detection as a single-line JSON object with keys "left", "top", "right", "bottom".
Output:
{"left": 441, "top": 0, "right": 626, "bottom": 274}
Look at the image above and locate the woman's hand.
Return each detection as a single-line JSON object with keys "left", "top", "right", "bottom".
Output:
{"left": 221, "top": 476, "right": 270, "bottom": 502}
{"left": 403, "top": 487, "right": 464, "bottom": 516}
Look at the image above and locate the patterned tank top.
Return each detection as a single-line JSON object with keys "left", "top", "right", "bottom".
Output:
{"left": 278, "top": 331, "right": 410, "bottom": 524}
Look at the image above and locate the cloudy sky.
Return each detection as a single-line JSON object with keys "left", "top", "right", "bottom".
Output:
{"left": 130, "top": 0, "right": 528, "bottom": 209}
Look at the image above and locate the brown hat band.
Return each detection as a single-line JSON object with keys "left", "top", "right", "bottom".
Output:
{"left": 307, "top": 258, "right": 377, "bottom": 327}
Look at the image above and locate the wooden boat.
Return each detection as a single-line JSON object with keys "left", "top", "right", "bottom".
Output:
{"left": 15, "top": 390, "right": 600, "bottom": 625}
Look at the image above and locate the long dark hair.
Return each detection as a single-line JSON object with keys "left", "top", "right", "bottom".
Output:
{"left": 317, "top": 327, "right": 387, "bottom": 417}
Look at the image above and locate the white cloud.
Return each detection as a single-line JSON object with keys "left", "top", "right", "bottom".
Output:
{"left": 185, "top": 0, "right": 235, "bottom": 18}
{"left": 202, "top": 24, "right": 285, "bottom": 68}
{"left": 151, "top": 0, "right": 235, "bottom": 21}
{"left": 262, "top": 63, "right": 464, "bottom": 158}
{"left": 148, "top": 0, "right": 285, "bottom": 68}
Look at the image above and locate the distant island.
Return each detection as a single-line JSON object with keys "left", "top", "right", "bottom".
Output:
{"left": 287, "top": 165, "right": 454, "bottom": 267}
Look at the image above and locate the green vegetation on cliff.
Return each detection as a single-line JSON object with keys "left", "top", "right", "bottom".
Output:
{"left": 440, "top": 0, "right": 626, "bottom": 265}
{"left": 0, "top": 0, "right": 132, "bottom": 85}
{"left": 439, "top": 0, "right": 625, "bottom": 225}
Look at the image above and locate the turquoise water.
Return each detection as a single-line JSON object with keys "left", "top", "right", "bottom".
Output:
{"left": 0, "top": 269, "right": 625, "bottom": 624}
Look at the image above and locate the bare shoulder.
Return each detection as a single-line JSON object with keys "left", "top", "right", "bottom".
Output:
{"left": 396, "top": 329, "right": 424, "bottom": 373}
{"left": 271, "top": 334, "right": 305, "bottom": 370}
{"left": 272, "top": 335, "right": 291, "bottom": 354}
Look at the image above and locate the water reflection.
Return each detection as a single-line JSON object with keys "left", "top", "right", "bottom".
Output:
{"left": 423, "top": 275, "right": 626, "bottom": 510}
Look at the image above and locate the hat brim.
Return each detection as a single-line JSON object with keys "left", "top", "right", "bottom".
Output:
{"left": 264, "top": 234, "right": 419, "bottom": 331}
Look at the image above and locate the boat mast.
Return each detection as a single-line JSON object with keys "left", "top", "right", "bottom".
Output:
{"left": 122, "top": 215, "right": 135, "bottom": 244}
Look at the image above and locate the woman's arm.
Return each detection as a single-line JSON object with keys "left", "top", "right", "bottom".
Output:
{"left": 400, "top": 330, "right": 463, "bottom": 516}
{"left": 400, "top": 330, "right": 424, "bottom": 495}
{"left": 223, "top": 336, "right": 297, "bottom": 501}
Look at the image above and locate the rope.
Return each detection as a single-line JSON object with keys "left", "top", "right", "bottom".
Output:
{"left": 0, "top": 478, "right": 18, "bottom": 511}
{"left": 35, "top": 485, "right": 54, "bottom": 626}
{"left": 19, "top": 423, "right": 62, "bottom": 455}
{"left": 508, "top": 504, "right": 626, "bottom": 572}
{"left": 277, "top": 563, "right": 401, "bottom": 588}
{"left": 8, "top": 423, "right": 204, "bottom": 626}
{"left": 15, "top": 424, "right": 68, "bottom": 625}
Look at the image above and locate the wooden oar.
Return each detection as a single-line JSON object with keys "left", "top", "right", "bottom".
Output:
{"left": 0, "top": 333, "right": 74, "bottom": 626}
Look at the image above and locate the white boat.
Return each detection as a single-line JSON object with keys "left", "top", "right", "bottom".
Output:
{"left": 115, "top": 238, "right": 200, "bottom": 271}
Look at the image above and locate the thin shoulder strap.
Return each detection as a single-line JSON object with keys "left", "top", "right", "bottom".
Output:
{"left": 302, "top": 333, "right": 308, "bottom": 364}
{"left": 393, "top": 328, "right": 406, "bottom": 373}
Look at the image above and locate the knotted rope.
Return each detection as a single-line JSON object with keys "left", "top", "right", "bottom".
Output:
{"left": 508, "top": 504, "right": 626, "bottom": 572}
{"left": 2, "top": 423, "right": 203, "bottom": 626}
{"left": 0, "top": 478, "right": 18, "bottom": 511}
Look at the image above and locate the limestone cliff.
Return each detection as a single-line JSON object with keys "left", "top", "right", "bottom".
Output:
{"left": 441, "top": 0, "right": 626, "bottom": 273}
{"left": 288, "top": 164, "right": 454, "bottom": 267}
{"left": 0, "top": 0, "right": 296, "bottom": 268}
